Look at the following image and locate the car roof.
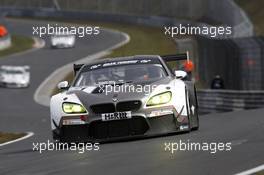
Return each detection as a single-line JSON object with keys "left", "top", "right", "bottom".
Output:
{"left": 52, "top": 33, "right": 74, "bottom": 36}
{"left": 73, "top": 55, "right": 174, "bottom": 80}
{"left": 85, "top": 55, "right": 162, "bottom": 66}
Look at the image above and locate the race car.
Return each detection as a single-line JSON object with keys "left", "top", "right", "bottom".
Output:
{"left": 50, "top": 54, "right": 199, "bottom": 142}
{"left": 50, "top": 33, "right": 76, "bottom": 48}
{"left": 0, "top": 65, "right": 30, "bottom": 88}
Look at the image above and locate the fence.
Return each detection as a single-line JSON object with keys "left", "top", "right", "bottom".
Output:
{"left": 197, "top": 89, "right": 264, "bottom": 113}
{"left": 196, "top": 36, "right": 264, "bottom": 90}
{"left": 233, "top": 37, "right": 264, "bottom": 90}
{"left": 196, "top": 37, "right": 240, "bottom": 89}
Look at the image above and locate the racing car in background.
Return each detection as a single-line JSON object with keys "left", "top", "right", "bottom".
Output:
{"left": 0, "top": 65, "right": 30, "bottom": 88}
{"left": 50, "top": 32, "right": 76, "bottom": 48}
{"left": 50, "top": 53, "right": 199, "bottom": 142}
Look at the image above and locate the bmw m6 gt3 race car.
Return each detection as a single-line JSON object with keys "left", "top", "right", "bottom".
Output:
{"left": 50, "top": 54, "right": 199, "bottom": 142}
{"left": 0, "top": 65, "right": 30, "bottom": 88}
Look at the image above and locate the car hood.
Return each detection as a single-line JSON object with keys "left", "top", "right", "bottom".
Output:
{"left": 67, "top": 77, "right": 173, "bottom": 107}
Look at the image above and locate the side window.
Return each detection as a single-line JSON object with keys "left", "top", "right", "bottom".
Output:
{"left": 165, "top": 60, "right": 186, "bottom": 75}
{"left": 165, "top": 61, "right": 177, "bottom": 75}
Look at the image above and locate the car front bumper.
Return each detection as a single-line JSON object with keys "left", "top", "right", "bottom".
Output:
{"left": 0, "top": 82, "right": 29, "bottom": 88}
{"left": 53, "top": 105, "right": 190, "bottom": 142}
{"left": 51, "top": 43, "right": 74, "bottom": 48}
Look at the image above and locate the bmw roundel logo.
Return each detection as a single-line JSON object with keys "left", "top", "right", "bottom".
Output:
{"left": 112, "top": 94, "right": 118, "bottom": 102}
{"left": 112, "top": 98, "right": 118, "bottom": 102}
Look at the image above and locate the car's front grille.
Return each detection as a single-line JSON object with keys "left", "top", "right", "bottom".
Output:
{"left": 116, "top": 101, "right": 141, "bottom": 112}
{"left": 88, "top": 116, "right": 149, "bottom": 139}
{"left": 90, "top": 101, "right": 142, "bottom": 114}
{"left": 61, "top": 125, "right": 89, "bottom": 142}
{"left": 90, "top": 103, "right": 115, "bottom": 114}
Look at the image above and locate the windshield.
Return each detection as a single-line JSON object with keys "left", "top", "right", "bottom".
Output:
{"left": 52, "top": 34, "right": 74, "bottom": 38}
{"left": 74, "top": 64, "right": 166, "bottom": 87}
{"left": 0, "top": 69, "right": 24, "bottom": 74}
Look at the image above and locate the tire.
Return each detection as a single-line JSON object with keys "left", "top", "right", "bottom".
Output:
{"left": 192, "top": 85, "right": 199, "bottom": 130}
{"left": 185, "top": 88, "right": 192, "bottom": 132}
{"left": 52, "top": 129, "right": 61, "bottom": 141}
{"left": 185, "top": 82, "right": 199, "bottom": 131}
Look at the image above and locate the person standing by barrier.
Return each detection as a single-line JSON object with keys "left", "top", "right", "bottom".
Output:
{"left": 211, "top": 75, "right": 225, "bottom": 89}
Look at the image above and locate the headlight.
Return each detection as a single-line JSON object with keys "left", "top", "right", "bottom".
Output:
{"left": 62, "top": 102, "right": 87, "bottom": 114}
{"left": 147, "top": 91, "right": 172, "bottom": 107}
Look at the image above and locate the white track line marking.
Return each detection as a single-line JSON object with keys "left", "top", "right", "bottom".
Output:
{"left": 231, "top": 139, "right": 248, "bottom": 146}
{"left": 0, "top": 132, "right": 34, "bottom": 147}
{"left": 235, "top": 164, "right": 264, "bottom": 175}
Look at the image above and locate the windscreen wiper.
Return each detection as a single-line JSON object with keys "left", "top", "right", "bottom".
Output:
{"left": 99, "top": 81, "right": 133, "bottom": 86}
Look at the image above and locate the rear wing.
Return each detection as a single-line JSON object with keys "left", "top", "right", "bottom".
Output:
{"left": 73, "top": 64, "right": 84, "bottom": 75}
{"left": 161, "top": 52, "right": 194, "bottom": 72}
{"left": 73, "top": 52, "right": 192, "bottom": 75}
{"left": 161, "top": 52, "right": 189, "bottom": 62}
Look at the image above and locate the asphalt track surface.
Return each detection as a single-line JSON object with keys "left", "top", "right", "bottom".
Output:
{"left": 0, "top": 19, "right": 263, "bottom": 175}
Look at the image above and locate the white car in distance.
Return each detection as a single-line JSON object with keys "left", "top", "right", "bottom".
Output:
{"left": 51, "top": 33, "right": 76, "bottom": 49}
{"left": 0, "top": 65, "right": 30, "bottom": 88}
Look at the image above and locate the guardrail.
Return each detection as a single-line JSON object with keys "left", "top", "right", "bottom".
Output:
{"left": 0, "top": 35, "right": 11, "bottom": 50}
{"left": 197, "top": 89, "right": 264, "bottom": 113}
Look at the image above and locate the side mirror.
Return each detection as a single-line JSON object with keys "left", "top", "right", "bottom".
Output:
{"left": 57, "top": 81, "right": 69, "bottom": 90}
{"left": 175, "top": 70, "right": 187, "bottom": 79}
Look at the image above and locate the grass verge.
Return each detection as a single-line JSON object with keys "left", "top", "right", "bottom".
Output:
{"left": 95, "top": 22, "right": 177, "bottom": 57}
{"left": 0, "top": 35, "right": 34, "bottom": 58}
{"left": 255, "top": 170, "right": 264, "bottom": 175}
{"left": 0, "top": 132, "right": 26, "bottom": 144}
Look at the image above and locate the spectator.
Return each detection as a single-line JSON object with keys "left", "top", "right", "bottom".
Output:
{"left": 211, "top": 75, "right": 225, "bottom": 89}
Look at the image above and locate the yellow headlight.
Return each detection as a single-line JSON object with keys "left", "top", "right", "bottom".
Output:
{"left": 62, "top": 102, "right": 87, "bottom": 114}
{"left": 147, "top": 92, "right": 172, "bottom": 106}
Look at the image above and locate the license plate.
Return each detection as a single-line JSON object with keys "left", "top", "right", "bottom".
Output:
{"left": 102, "top": 111, "right": 132, "bottom": 121}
